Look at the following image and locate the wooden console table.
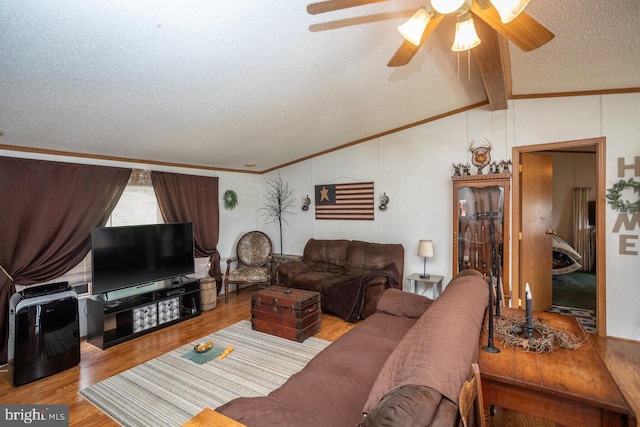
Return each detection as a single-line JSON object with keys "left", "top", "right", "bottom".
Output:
{"left": 478, "top": 308, "right": 636, "bottom": 427}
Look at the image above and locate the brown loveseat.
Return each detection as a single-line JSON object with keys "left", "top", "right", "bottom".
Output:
{"left": 216, "top": 270, "right": 489, "bottom": 427}
{"left": 276, "top": 239, "right": 404, "bottom": 321}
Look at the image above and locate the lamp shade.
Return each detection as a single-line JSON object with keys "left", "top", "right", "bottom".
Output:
{"left": 418, "top": 240, "right": 434, "bottom": 258}
{"left": 490, "top": 0, "right": 530, "bottom": 23}
{"left": 451, "top": 13, "right": 481, "bottom": 51}
{"left": 398, "top": 8, "right": 431, "bottom": 46}
{"left": 431, "top": 0, "right": 466, "bottom": 14}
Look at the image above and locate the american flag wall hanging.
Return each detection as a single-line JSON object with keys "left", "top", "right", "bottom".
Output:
{"left": 314, "top": 182, "right": 375, "bottom": 220}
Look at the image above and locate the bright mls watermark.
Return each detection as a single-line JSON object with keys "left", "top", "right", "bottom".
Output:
{"left": 1, "top": 405, "right": 68, "bottom": 426}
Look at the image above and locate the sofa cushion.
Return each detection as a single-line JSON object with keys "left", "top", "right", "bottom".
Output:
{"left": 376, "top": 289, "right": 433, "bottom": 319}
{"left": 217, "top": 311, "right": 418, "bottom": 427}
{"left": 359, "top": 385, "right": 458, "bottom": 427}
{"left": 362, "top": 272, "right": 488, "bottom": 414}
{"left": 226, "top": 266, "right": 269, "bottom": 282}
{"left": 276, "top": 260, "right": 309, "bottom": 277}
{"left": 344, "top": 240, "right": 405, "bottom": 279}
{"left": 303, "top": 238, "right": 350, "bottom": 273}
{"left": 289, "top": 272, "right": 345, "bottom": 294}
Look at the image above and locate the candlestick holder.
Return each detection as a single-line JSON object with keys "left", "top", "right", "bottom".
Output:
{"left": 525, "top": 316, "right": 535, "bottom": 339}
{"left": 482, "top": 336, "right": 501, "bottom": 353}
{"left": 482, "top": 272, "right": 500, "bottom": 354}
{"left": 494, "top": 255, "right": 504, "bottom": 319}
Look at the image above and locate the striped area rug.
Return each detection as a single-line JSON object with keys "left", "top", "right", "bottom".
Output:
{"left": 79, "top": 320, "right": 330, "bottom": 426}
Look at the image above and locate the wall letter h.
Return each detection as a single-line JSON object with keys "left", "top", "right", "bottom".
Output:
{"left": 618, "top": 156, "right": 640, "bottom": 178}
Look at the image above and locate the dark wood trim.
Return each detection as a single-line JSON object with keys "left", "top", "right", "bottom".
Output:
{"left": 511, "top": 87, "right": 640, "bottom": 100}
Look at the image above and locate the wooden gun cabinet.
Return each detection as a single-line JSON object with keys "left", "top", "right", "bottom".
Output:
{"left": 452, "top": 173, "right": 511, "bottom": 303}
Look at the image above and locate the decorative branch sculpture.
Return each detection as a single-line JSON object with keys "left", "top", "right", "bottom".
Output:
{"left": 260, "top": 171, "right": 296, "bottom": 254}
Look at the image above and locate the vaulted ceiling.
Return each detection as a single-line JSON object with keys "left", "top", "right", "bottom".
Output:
{"left": 1, "top": 1, "right": 639, "bottom": 172}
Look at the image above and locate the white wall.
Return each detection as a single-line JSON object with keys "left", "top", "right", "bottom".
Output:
{"left": 268, "top": 93, "right": 640, "bottom": 341}
{"left": 602, "top": 94, "right": 640, "bottom": 341}
{"left": 3, "top": 93, "right": 639, "bottom": 341}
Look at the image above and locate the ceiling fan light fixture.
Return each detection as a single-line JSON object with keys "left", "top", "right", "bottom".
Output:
{"left": 398, "top": 8, "right": 431, "bottom": 46}
{"left": 489, "top": 0, "right": 530, "bottom": 23}
{"left": 431, "top": 0, "right": 468, "bottom": 15}
{"left": 451, "top": 13, "right": 481, "bottom": 51}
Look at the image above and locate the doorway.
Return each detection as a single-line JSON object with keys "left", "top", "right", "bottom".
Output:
{"left": 512, "top": 137, "right": 606, "bottom": 336}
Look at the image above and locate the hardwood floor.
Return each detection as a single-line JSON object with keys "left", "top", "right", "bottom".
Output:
{"left": 1, "top": 286, "right": 638, "bottom": 427}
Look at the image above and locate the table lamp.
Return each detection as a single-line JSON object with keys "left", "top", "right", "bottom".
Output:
{"left": 417, "top": 240, "right": 434, "bottom": 278}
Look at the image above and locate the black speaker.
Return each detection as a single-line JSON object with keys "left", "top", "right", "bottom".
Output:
{"left": 9, "top": 283, "right": 80, "bottom": 386}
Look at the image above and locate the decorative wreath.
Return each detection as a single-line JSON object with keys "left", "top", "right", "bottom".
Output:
{"left": 493, "top": 315, "right": 584, "bottom": 353}
{"left": 223, "top": 190, "right": 238, "bottom": 210}
{"left": 606, "top": 177, "right": 640, "bottom": 214}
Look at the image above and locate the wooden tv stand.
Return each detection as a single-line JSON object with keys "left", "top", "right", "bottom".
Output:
{"left": 87, "top": 279, "right": 201, "bottom": 349}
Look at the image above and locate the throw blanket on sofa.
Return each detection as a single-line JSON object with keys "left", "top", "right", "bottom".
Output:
{"left": 326, "top": 262, "right": 401, "bottom": 322}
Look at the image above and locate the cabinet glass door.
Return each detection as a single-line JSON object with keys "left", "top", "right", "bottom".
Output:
{"left": 452, "top": 174, "right": 511, "bottom": 303}
{"left": 456, "top": 185, "right": 504, "bottom": 276}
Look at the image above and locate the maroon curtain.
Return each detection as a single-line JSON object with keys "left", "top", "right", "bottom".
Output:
{"left": 151, "top": 171, "right": 222, "bottom": 294}
{"left": 0, "top": 157, "right": 131, "bottom": 363}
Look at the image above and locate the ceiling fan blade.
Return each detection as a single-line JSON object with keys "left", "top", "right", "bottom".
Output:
{"left": 310, "top": 10, "right": 415, "bottom": 32}
{"left": 470, "top": 2, "right": 554, "bottom": 52}
{"left": 307, "top": 0, "right": 387, "bottom": 15}
{"left": 387, "top": 14, "right": 445, "bottom": 67}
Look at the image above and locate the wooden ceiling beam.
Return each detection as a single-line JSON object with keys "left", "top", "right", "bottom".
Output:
{"left": 472, "top": 16, "right": 511, "bottom": 111}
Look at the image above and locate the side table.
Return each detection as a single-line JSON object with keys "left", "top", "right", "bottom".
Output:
{"left": 407, "top": 273, "right": 444, "bottom": 299}
{"left": 478, "top": 308, "right": 636, "bottom": 426}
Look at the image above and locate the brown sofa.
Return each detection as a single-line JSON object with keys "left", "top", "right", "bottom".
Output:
{"left": 276, "top": 239, "right": 405, "bottom": 321}
{"left": 216, "top": 270, "right": 489, "bottom": 427}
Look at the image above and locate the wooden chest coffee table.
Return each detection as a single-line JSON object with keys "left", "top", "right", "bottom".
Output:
{"left": 251, "top": 287, "right": 321, "bottom": 342}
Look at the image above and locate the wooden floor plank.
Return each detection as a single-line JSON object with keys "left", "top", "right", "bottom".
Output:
{"left": 0, "top": 285, "right": 637, "bottom": 427}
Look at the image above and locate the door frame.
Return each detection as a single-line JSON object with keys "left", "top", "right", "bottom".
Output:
{"left": 512, "top": 137, "right": 606, "bottom": 336}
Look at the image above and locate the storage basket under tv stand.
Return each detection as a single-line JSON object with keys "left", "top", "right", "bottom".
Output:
{"left": 87, "top": 279, "right": 201, "bottom": 349}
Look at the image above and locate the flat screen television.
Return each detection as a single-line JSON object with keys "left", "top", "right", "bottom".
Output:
{"left": 91, "top": 222, "right": 195, "bottom": 295}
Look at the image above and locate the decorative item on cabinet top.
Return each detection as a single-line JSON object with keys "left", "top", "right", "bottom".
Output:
{"left": 453, "top": 137, "right": 512, "bottom": 177}
{"left": 469, "top": 138, "right": 492, "bottom": 175}
{"left": 453, "top": 160, "right": 512, "bottom": 177}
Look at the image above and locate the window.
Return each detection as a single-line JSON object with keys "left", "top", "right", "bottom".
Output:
{"left": 28, "top": 169, "right": 210, "bottom": 292}
{"left": 107, "top": 169, "right": 163, "bottom": 226}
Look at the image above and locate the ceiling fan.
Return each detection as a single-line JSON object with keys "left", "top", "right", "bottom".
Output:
{"left": 307, "top": 0, "right": 554, "bottom": 67}
{"left": 307, "top": 0, "right": 554, "bottom": 111}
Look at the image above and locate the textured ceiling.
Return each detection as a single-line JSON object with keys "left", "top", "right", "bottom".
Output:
{"left": 1, "top": 0, "right": 639, "bottom": 172}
